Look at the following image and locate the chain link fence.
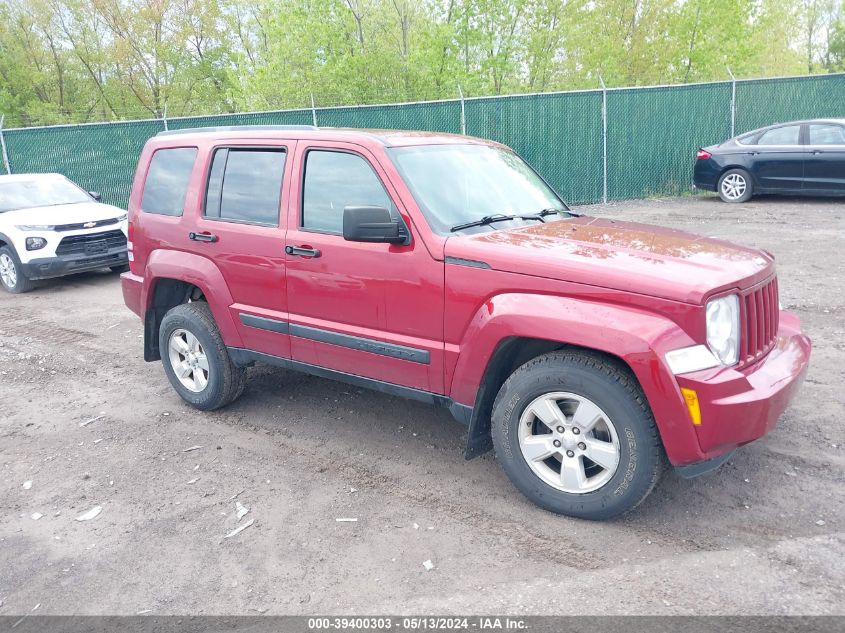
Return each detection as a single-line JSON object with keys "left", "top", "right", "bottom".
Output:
{"left": 1, "top": 73, "right": 843, "bottom": 208}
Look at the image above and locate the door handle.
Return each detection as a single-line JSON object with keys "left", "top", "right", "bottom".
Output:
{"left": 189, "top": 231, "right": 218, "bottom": 243}
{"left": 812, "top": 150, "right": 823, "bottom": 155}
{"left": 285, "top": 245, "right": 321, "bottom": 258}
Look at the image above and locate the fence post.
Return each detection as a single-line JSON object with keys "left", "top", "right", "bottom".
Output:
{"left": 599, "top": 76, "right": 608, "bottom": 204}
{"left": 0, "top": 115, "right": 11, "bottom": 175}
{"left": 311, "top": 94, "right": 318, "bottom": 127}
{"left": 458, "top": 85, "right": 466, "bottom": 136}
{"left": 162, "top": 103, "right": 169, "bottom": 132}
{"left": 727, "top": 67, "right": 736, "bottom": 137}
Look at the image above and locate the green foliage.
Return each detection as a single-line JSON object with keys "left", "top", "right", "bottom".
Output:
{"left": 0, "top": 0, "right": 840, "bottom": 128}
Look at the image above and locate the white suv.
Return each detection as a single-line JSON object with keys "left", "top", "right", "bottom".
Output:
{"left": 0, "top": 173, "right": 129, "bottom": 293}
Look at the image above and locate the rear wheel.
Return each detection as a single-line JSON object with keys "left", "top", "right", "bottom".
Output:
{"left": 718, "top": 168, "right": 753, "bottom": 203}
{"left": 159, "top": 302, "right": 246, "bottom": 410}
{"left": 0, "top": 246, "right": 35, "bottom": 294}
{"left": 491, "top": 351, "right": 664, "bottom": 520}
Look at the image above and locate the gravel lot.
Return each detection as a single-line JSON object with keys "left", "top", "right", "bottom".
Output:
{"left": 1, "top": 194, "right": 843, "bottom": 616}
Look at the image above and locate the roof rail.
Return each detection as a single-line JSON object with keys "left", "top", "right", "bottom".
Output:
{"left": 156, "top": 124, "right": 318, "bottom": 136}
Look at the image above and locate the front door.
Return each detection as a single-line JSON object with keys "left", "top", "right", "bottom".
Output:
{"left": 184, "top": 140, "right": 293, "bottom": 358}
{"left": 804, "top": 122, "right": 845, "bottom": 193}
{"left": 284, "top": 141, "right": 445, "bottom": 393}
{"left": 748, "top": 124, "right": 805, "bottom": 191}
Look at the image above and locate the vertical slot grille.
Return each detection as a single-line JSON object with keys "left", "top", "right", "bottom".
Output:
{"left": 738, "top": 277, "right": 779, "bottom": 368}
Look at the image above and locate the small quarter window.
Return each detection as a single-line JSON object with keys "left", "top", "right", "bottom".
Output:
{"left": 141, "top": 147, "right": 197, "bottom": 216}
{"left": 755, "top": 125, "right": 800, "bottom": 146}
{"left": 204, "top": 148, "right": 286, "bottom": 225}
{"left": 808, "top": 124, "right": 845, "bottom": 145}
{"left": 302, "top": 150, "right": 393, "bottom": 233}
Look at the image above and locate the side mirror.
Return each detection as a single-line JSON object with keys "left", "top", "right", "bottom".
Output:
{"left": 343, "top": 206, "right": 405, "bottom": 244}
{"left": 89, "top": 191, "right": 102, "bottom": 202}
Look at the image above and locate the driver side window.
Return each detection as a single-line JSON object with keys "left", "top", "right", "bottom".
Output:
{"left": 302, "top": 150, "right": 393, "bottom": 234}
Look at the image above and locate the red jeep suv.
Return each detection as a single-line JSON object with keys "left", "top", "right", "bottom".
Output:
{"left": 121, "top": 125, "right": 811, "bottom": 519}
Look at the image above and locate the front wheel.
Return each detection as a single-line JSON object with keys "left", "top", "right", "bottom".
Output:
{"left": 0, "top": 246, "right": 34, "bottom": 293}
{"left": 159, "top": 302, "right": 246, "bottom": 410}
{"left": 491, "top": 351, "right": 664, "bottom": 520}
{"left": 718, "top": 168, "right": 753, "bottom": 203}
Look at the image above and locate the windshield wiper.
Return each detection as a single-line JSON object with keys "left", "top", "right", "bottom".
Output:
{"left": 450, "top": 213, "right": 520, "bottom": 232}
{"left": 526, "top": 207, "right": 582, "bottom": 221}
{"left": 450, "top": 208, "right": 578, "bottom": 233}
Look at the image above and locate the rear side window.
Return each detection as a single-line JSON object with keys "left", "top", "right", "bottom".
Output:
{"left": 204, "top": 148, "right": 286, "bottom": 225}
{"left": 809, "top": 124, "right": 845, "bottom": 145}
{"left": 302, "top": 150, "right": 392, "bottom": 233}
{"left": 755, "top": 125, "right": 800, "bottom": 146}
{"left": 141, "top": 147, "right": 197, "bottom": 216}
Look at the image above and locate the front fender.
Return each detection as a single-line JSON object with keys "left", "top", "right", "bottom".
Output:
{"left": 144, "top": 249, "right": 243, "bottom": 348}
{"left": 448, "top": 293, "right": 705, "bottom": 465}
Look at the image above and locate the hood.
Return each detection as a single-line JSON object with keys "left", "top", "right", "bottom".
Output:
{"left": 445, "top": 216, "right": 774, "bottom": 304}
{"left": 1, "top": 201, "right": 125, "bottom": 227}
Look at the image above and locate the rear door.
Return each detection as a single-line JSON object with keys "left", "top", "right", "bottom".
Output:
{"left": 804, "top": 122, "right": 845, "bottom": 193}
{"left": 183, "top": 140, "right": 293, "bottom": 359}
{"left": 747, "top": 124, "right": 805, "bottom": 192}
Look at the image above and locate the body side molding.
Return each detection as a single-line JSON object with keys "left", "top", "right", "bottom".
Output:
{"left": 289, "top": 323, "right": 430, "bottom": 364}
{"left": 240, "top": 313, "right": 290, "bottom": 334}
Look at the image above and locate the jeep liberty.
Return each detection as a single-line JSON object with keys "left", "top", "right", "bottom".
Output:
{"left": 121, "top": 125, "right": 811, "bottom": 519}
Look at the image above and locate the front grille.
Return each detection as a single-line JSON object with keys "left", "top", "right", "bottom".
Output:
{"left": 54, "top": 217, "right": 119, "bottom": 232}
{"left": 55, "top": 229, "right": 127, "bottom": 257}
{"left": 738, "top": 277, "right": 779, "bottom": 368}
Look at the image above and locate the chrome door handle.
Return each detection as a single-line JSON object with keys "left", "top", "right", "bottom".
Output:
{"left": 188, "top": 232, "right": 218, "bottom": 243}
{"left": 285, "top": 245, "right": 321, "bottom": 258}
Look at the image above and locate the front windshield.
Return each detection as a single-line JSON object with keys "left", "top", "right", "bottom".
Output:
{"left": 0, "top": 177, "right": 92, "bottom": 213}
{"left": 389, "top": 144, "right": 566, "bottom": 234}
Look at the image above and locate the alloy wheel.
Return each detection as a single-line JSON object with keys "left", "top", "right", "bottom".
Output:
{"left": 517, "top": 392, "right": 621, "bottom": 494}
{"left": 721, "top": 173, "right": 747, "bottom": 200}
{"left": 0, "top": 253, "right": 17, "bottom": 289}
{"left": 168, "top": 328, "right": 210, "bottom": 393}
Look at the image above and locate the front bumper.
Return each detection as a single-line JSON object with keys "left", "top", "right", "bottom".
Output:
{"left": 674, "top": 311, "right": 811, "bottom": 467}
{"left": 21, "top": 249, "right": 128, "bottom": 280}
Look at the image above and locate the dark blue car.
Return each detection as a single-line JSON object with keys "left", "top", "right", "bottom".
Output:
{"left": 694, "top": 119, "right": 845, "bottom": 203}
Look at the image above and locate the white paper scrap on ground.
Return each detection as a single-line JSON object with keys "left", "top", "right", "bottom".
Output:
{"left": 224, "top": 518, "right": 254, "bottom": 539}
{"left": 76, "top": 506, "right": 102, "bottom": 521}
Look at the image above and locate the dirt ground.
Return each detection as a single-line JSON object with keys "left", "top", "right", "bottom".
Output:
{"left": 1, "top": 194, "right": 843, "bottom": 616}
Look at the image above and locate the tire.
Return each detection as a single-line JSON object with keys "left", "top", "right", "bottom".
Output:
{"left": 110, "top": 264, "right": 130, "bottom": 273}
{"left": 158, "top": 301, "right": 247, "bottom": 410}
{"left": 491, "top": 351, "right": 664, "bottom": 520}
{"left": 717, "top": 168, "right": 753, "bottom": 203}
{"left": 0, "top": 245, "right": 35, "bottom": 294}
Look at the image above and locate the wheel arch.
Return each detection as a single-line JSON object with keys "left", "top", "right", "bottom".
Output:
{"left": 718, "top": 164, "right": 756, "bottom": 188}
{"left": 450, "top": 293, "right": 703, "bottom": 464}
{"left": 0, "top": 232, "right": 15, "bottom": 251}
{"left": 463, "top": 336, "right": 641, "bottom": 458}
{"left": 142, "top": 249, "right": 243, "bottom": 361}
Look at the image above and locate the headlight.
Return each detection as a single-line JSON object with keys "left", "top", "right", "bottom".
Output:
{"left": 16, "top": 224, "right": 55, "bottom": 231}
{"left": 25, "top": 237, "right": 47, "bottom": 251}
{"left": 706, "top": 294, "right": 740, "bottom": 366}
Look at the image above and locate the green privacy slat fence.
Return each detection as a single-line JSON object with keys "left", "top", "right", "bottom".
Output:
{"left": 166, "top": 108, "right": 315, "bottom": 131}
{"left": 735, "top": 74, "right": 845, "bottom": 133}
{"left": 606, "top": 81, "right": 733, "bottom": 199}
{"left": 2, "top": 120, "right": 165, "bottom": 207}
{"left": 1, "top": 73, "right": 843, "bottom": 207}
{"left": 316, "top": 100, "right": 462, "bottom": 132}
{"left": 466, "top": 90, "right": 603, "bottom": 204}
